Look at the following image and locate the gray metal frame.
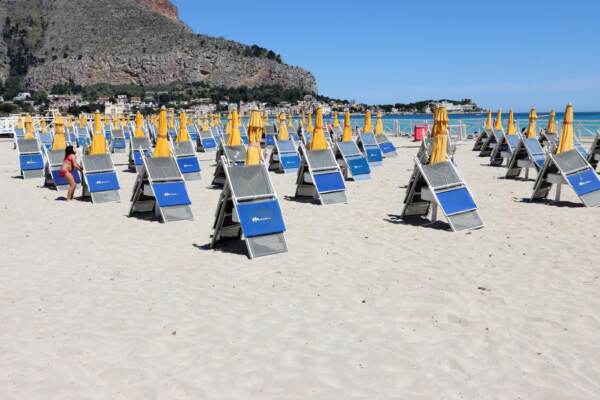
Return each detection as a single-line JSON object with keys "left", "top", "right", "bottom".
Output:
{"left": 81, "top": 153, "right": 120, "bottom": 204}
{"left": 295, "top": 143, "right": 348, "bottom": 205}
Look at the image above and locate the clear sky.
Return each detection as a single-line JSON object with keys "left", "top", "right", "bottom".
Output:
{"left": 172, "top": 0, "right": 600, "bottom": 111}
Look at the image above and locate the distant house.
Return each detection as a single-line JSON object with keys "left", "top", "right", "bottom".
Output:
{"left": 13, "top": 92, "right": 31, "bottom": 101}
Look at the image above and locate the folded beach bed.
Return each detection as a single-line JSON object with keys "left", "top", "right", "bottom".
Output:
{"left": 334, "top": 141, "right": 371, "bottom": 181}
{"left": 268, "top": 139, "right": 301, "bottom": 174}
{"left": 295, "top": 144, "right": 347, "bottom": 205}
{"left": 81, "top": 153, "right": 121, "bottom": 204}
{"left": 16, "top": 137, "right": 45, "bottom": 179}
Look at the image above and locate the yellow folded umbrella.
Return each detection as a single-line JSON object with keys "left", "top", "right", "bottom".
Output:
{"left": 134, "top": 112, "right": 145, "bottom": 138}
{"left": 202, "top": 114, "right": 209, "bottom": 131}
{"left": 375, "top": 111, "right": 384, "bottom": 135}
{"left": 429, "top": 107, "right": 448, "bottom": 164}
{"left": 168, "top": 109, "right": 175, "bottom": 130}
{"left": 278, "top": 113, "right": 289, "bottom": 141}
{"left": 309, "top": 108, "right": 328, "bottom": 150}
{"left": 16, "top": 115, "right": 24, "bottom": 129}
{"left": 24, "top": 114, "right": 35, "bottom": 140}
{"left": 306, "top": 112, "right": 314, "bottom": 134}
{"left": 262, "top": 111, "right": 269, "bottom": 127}
{"left": 506, "top": 109, "right": 516, "bottom": 135}
{"left": 113, "top": 114, "right": 120, "bottom": 129}
{"left": 288, "top": 113, "right": 294, "bottom": 128}
{"left": 79, "top": 114, "right": 87, "bottom": 129}
{"left": 176, "top": 111, "right": 191, "bottom": 142}
{"left": 485, "top": 110, "right": 492, "bottom": 130}
{"left": 89, "top": 111, "right": 108, "bottom": 155}
{"left": 65, "top": 115, "right": 73, "bottom": 129}
{"left": 556, "top": 104, "right": 574, "bottom": 154}
{"left": 341, "top": 110, "right": 353, "bottom": 142}
{"left": 227, "top": 111, "right": 242, "bottom": 146}
{"left": 40, "top": 117, "right": 47, "bottom": 133}
{"left": 547, "top": 110, "right": 556, "bottom": 133}
{"left": 51, "top": 115, "right": 67, "bottom": 151}
{"left": 363, "top": 110, "right": 373, "bottom": 133}
{"left": 153, "top": 107, "right": 171, "bottom": 158}
{"left": 301, "top": 112, "right": 307, "bottom": 126}
{"left": 226, "top": 112, "right": 233, "bottom": 136}
{"left": 246, "top": 110, "right": 263, "bottom": 165}
{"left": 103, "top": 113, "right": 110, "bottom": 127}
{"left": 494, "top": 109, "right": 503, "bottom": 131}
{"left": 332, "top": 111, "right": 340, "bottom": 129}
{"left": 524, "top": 107, "right": 537, "bottom": 139}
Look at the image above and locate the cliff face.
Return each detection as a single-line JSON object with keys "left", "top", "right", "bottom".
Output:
{"left": 0, "top": 0, "right": 317, "bottom": 93}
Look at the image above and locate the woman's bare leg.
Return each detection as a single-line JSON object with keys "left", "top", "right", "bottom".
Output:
{"left": 65, "top": 173, "right": 76, "bottom": 201}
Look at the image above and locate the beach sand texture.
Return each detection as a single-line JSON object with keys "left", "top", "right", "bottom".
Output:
{"left": 1, "top": 137, "right": 599, "bottom": 399}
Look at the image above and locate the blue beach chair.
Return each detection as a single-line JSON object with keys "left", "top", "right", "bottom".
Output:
{"left": 490, "top": 132, "right": 522, "bottom": 166}
{"left": 211, "top": 159, "right": 288, "bottom": 259}
{"left": 334, "top": 141, "right": 371, "bottom": 181}
{"left": 295, "top": 144, "right": 347, "bottom": 205}
{"left": 172, "top": 140, "right": 201, "bottom": 181}
{"left": 356, "top": 132, "right": 383, "bottom": 166}
{"left": 505, "top": 137, "right": 547, "bottom": 180}
{"left": 81, "top": 153, "right": 121, "bottom": 203}
{"left": 16, "top": 137, "right": 45, "bottom": 179}
{"left": 268, "top": 139, "right": 301, "bottom": 174}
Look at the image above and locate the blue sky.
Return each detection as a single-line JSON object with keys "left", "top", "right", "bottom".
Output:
{"left": 172, "top": 0, "right": 600, "bottom": 111}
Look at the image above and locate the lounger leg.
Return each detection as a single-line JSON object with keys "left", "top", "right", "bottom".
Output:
{"left": 525, "top": 167, "right": 529, "bottom": 180}
{"left": 555, "top": 184, "right": 562, "bottom": 202}
{"left": 431, "top": 203, "right": 438, "bottom": 223}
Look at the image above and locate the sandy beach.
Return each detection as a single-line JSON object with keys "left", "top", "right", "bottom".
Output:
{"left": 1, "top": 136, "right": 600, "bottom": 399}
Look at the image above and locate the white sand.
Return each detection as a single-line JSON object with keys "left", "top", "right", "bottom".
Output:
{"left": 1, "top": 137, "right": 600, "bottom": 399}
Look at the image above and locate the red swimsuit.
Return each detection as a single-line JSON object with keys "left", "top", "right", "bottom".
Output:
{"left": 60, "top": 154, "right": 76, "bottom": 178}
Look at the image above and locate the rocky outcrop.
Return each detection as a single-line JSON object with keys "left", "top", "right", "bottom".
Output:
{"left": 0, "top": 0, "right": 317, "bottom": 93}
{"left": 133, "top": 0, "right": 180, "bottom": 23}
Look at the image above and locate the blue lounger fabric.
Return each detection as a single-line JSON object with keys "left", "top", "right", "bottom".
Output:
{"left": 153, "top": 181, "right": 192, "bottom": 207}
{"left": 237, "top": 200, "right": 286, "bottom": 238}
{"left": 437, "top": 187, "right": 477, "bottom": 216}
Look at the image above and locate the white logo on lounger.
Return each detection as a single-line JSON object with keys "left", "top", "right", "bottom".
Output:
{"left": 26, "top": 161, "right": 37, "bottom": 165}
{"left": 252, "top": 216, "right": 271, "bottom": 223}
{"left": 579, "top": 180, "right": 591, "bottom": 186}
{"left": 96, "top": 180, "right": 110, "bottom": 185}
{"left": 163, "top": 192, "right": 178, "bottom": 197}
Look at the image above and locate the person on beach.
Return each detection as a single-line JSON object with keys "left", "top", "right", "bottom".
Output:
{"left": 60, "top": 145, "right": 82, "bottom": 201}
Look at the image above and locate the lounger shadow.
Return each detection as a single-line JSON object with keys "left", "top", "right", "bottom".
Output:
{"left": 520, "top": 198, "right": 585, "bottom": 208}
{"left": 384, "top": 214, "right": 451, "bottom": 230}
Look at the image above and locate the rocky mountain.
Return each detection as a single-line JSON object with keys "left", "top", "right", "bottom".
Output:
{"left": 0, "top": 0, "right": 317, "bottom": 94}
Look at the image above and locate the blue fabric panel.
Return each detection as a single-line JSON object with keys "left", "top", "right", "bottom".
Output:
{"left": 86, "top": 171, "right": 120, "bottom": 193}
{"left": 507, "top": 135, "right": 521, "bottom": 149}
{"left": 176, "top": 156, "right": 201, "bottom": 174}
{"left": 20, "top": 153, "right": 44, "bottom": 171}
{"left": 168, "top": 129, "right": 177, "bottom": 139}
{"left": 575, "top": 142, "right": 588, "bottom": 158}
{"left": 532, "top": 155, "right": 546, "bottom": 168}
{"left": 280, "top": 154, "right": 300, "bottom": 170}
{"left": 568, "top": 169, "right": 600, "bottom": 196}
{"left": 133, "top": 150, "right": 144, "bottom": 166}
{"left": 365, "top": 146, "right": 383, "bottom": 162}
{"left": 112, "top": 138, "right": 126, "bottom": 149}
{"left": 14, "top": 128, "right": 25, "bottom": 137}
{"left": 237, "top": 199, "right": 286, "bottom": 238}
{"left": 202, "top": 138, "right": 217, "bottom": 149}
{"left": 379, "top": 142, "right": 396, "bottom": 154}
{"left": 52, "top": 169, "right": 81, "bottom": 186}
{"left": 265, "top": 135, "right": 276, "bottom": 145}
{"left": 314, "top": 172, "right": 345, "bottom": 193}
{"left": 347, "top": 156, "right": 371, "bottom": 176}
{"left": 437, "top": 187, "right": 477, "bottom": 216}
{"left": 153, "top": 181, "right": 191, "bottom": 207}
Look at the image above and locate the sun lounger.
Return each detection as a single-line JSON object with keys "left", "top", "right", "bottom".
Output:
{"left": 211, "top": 159, "right": 288, "bottom": 258}
{"left": 356, "top": 132, "right": 383, "bottom": 166}
{"left": 16, "top": 137, "right": 44, "bottom": 179}
{"left": 128, "top": 136, "right": 153, "bottom": 173}
{"left": 262, "top": 125, "right": 277, "bottom": 147}
{"left": 66, "top": 126, "right": 77, "bottom": 145}
{"left": 129, "top": 155, "right": 193, "bottom": 222}
{"left": 472, "top": 128, "right": 492, "bottom": 151}
{"left": 103, "top": 125, "right": 112, "bottom": 142}
{"left": 574, "top": 137, "right": 588, "bottom": 159}
{"left": 76, "top": 126, "right": 91, "bottom": 148}
{"left": 239, "top": 125, "right": 249, "bottom": 145}
{"left": 375, "top": 133, "right": 397, "bottom": 158}
{"left": 44, "top": 148, "right": 82, "bottom": 191}
{"left": 402, "top": 157, "right": 483, "bottom": 232}
{"left": 478, "top": 129, "right": 503, "bottom": 157}
{"left": 334, "top": 141, "right": 371, "bottom": 181}
{"left": 587, "top": 133, "right": 600, "bottom": 170}
{"left": 187, "top": 123, "right": 200, "bottom": 143}
{"left": 540, "top": 130, "right": 558, "bottom": 149}
{"left": 490, "top": 132, "right": 522, "bottom": 166}
{"left": 531, "top": 149, "right": 600, "bottom": 207}
{"left": 167, "top": 128, "right": 177, "bottom": 141}
{"left": 212, "top": 144, "right": 247, "bottom": 187}
{"left": 81, "top": 153, "right": 121, "bottom": 203}
{"left": 110, "top": 128, "right": 127, "bottom": 153}
{"left": 295, "top": 144, "right": 347, "bottom": 205}
{"left": 173, "top": 140, "right": 201, "bottom": 181}
{"left": 416, "top": 137, "right": 455, "bottom": 165}
{"left": 196, "top": 128, "right": 217, "bottom": 152}
{"left": 38, "top": 131, "right": 53, "bottom": 150}
{"left": 505, "top": 137, "right": 547, "bottom": 180}
{"left": 268, "top": 139, "right": 301, "bottom": 174}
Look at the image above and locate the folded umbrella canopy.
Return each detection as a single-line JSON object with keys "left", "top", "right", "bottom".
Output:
{"left": 556, "top": 104, "right": 574, "bottom": 154}
{"left": 246, "top": 110, "right": 263, "bottom": 165}
{"left": 40, "top": 117, "right": 47, "bottom": 133}
{"left": 134, "top": 112, "right": 145, "bottom": 138}
{"left": 226, "top": 112, "right": 233, "bottom": 136}
{"left": 363, "top": 110, "right": 373, "bottom": 133}
{"left": 288, "top": 113, "right": 294, "bottom": 128}
{"left": 429, "top": 107, "right": 449, "bottom": 164}
{"left": 494, "top": 109, "right": 503, "bottom": 131}
{"left": 547, "top": 110, "right": 556, "bottom": 133}
{"left": 202, "top": 114, "right": 210, "bottom": 131}
{"left": 309, "top": 107, "right": 328, "bottom": 150}
{"left": 176, "top": 111, "right": 191, "bottom": 142}
{"left": 506, "top": 109, "right": 517, "bottom": 135}
{"left": 332, "top": 111, "right": 340, "bottom": 129}
{"left": 113, "top": 114, "right": 120, "bottom": 129}
{"left": 375, "top": 111, "right": 384, "bottom": 135}
{"left": 79, "top": 114, "right": 87, "bottom": 129}
{"left": 341, "top": 110, "right": 353, "bottom": 142}
{"left": 66, "top": 115, "right": 74, "bottom": 129}
{"left": 262, "top": 111, "right": 269, "bottom": 127}
{"left": 278, "top": 112, "right": 289, "bottom": 141}
{"left": 16, "top": 115, "right": 24, "bottom": 130}
{"left": 24, "top": 114, "right": 35, "bottom": 140}
{"left": 306, "top": 112, "right": 314, "bottom": 134}
{"left": 227, "top": 110, "right": 242, "bottom": 146}
{"left": 103, "top": 113, "right": 110, "bottom": 128}
{"left": 525, "top": 108, "right": 537, "bottom": 139}
{"left": 51, "top": 115, "right": 67, "bottom": 151}
{"left": 301, "top": 112, "right": 307, "bottom": 126}
{"left": 168, "top": 109, "right": 175, "bottom": 131}
{"left": 153, "top": 107, "right": 171, "bottom": 158}
{"left": 485, "top": 110, "right": 492, "bottom": 130}
{"left": 89, "top": 111, "right": 108, "bottom": 155}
